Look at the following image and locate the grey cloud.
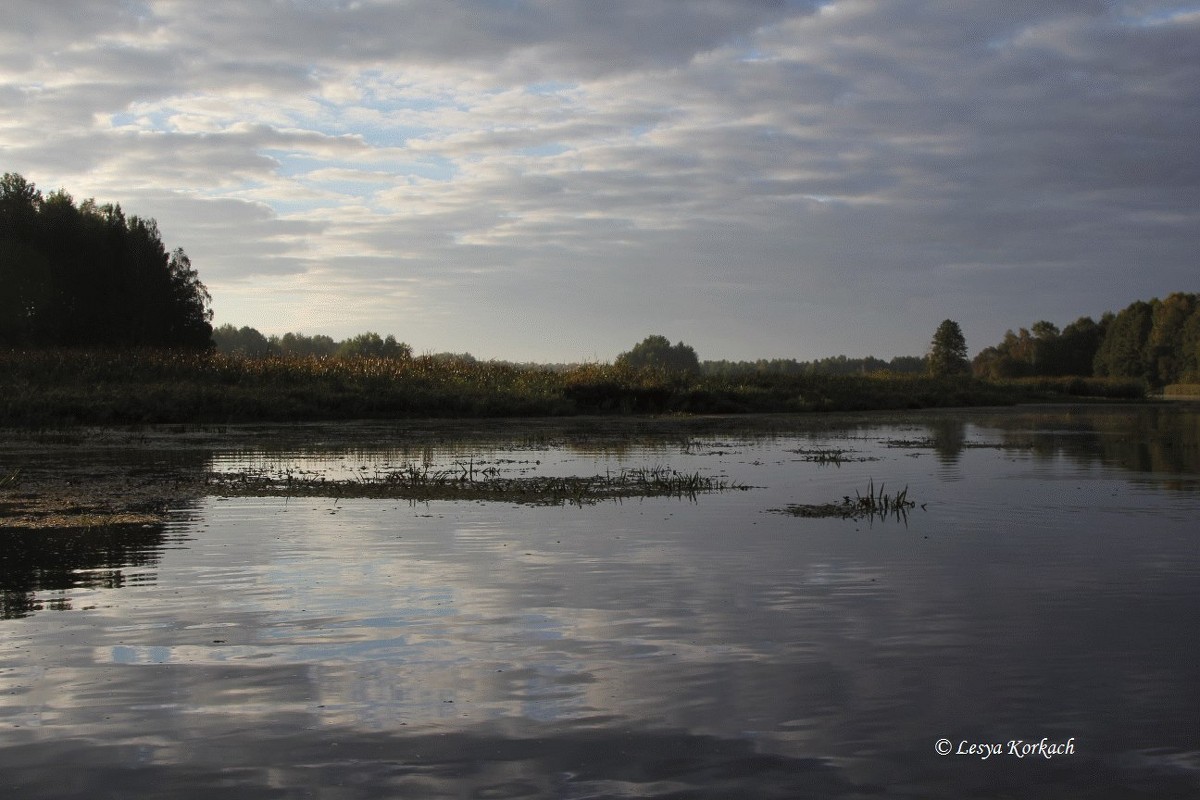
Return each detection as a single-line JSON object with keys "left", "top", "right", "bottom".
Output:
{"left": 3, "top": 1, "right": 1197, "bottom": 360}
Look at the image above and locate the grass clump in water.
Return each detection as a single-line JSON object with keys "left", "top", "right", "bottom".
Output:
{"left": 771, "top": 479, "right": 918, "bottom": 522}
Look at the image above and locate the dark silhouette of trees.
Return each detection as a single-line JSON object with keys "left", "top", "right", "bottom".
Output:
{"left": 702, "top": 354, "right": 927, "bottom": 378}
{"left": 972, "top": 294, "right": 1200, "bottom": 386}
{"left": 277, "top": 331, "right": 338, "bottom": 358}
{"left": 212, "top": 325, "right": 410, "bottom": 360}
{"left": 1093, "top": 300, "right": 1154, "bottom": 381}
{"left": 0, "top": 173, "right": 212, "bottom": 348}
{"left": 336, "top": 332, "right": 411, "bottom": 360}
{"left": 212, "top": 324, "right": 272, "bottom": 357}
{"left": 617, "top": 335, "right": 701, "bottom": 374}
{"left": 927, "top": 319, "right": 969, "bottom": 377}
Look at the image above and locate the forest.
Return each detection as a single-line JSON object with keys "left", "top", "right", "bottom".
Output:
{"left": 971, "top": 293, "right": 1200, "bottom": 386}
{"left": 0, "top": 173, "right": 212, "bottom": 349}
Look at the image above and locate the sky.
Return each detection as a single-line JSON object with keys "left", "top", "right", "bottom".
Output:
{"left": 3, "top": 1, "right": 1198, "bottom": 363}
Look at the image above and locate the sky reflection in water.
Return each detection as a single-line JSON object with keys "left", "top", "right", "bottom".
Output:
{"left": 2, "top": 406, "right": 1199, "bottom": 798}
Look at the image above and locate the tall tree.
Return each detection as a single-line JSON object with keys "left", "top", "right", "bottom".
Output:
{"left": 1146, "top": 293, "right": 1198, "bottom": 384}
{"left": 927, "top": 319, "right": 969, "bottom": 377}
{"left": 1093, "top": 301, "right": 1154, "bottom": 381}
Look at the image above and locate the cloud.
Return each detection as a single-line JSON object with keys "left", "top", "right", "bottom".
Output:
{"left": 3, "top": 1, "right": 1197, "bottom": 359}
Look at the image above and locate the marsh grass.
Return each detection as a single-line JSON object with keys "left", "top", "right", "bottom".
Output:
{"left": 0, "top": 348, "right": 1054, "bottom": 427}
{"left": 786, "top": 447, "right": 879, "bottom": 466}
{"left": 771, "top": 479, "right": 919, "bottom": 522}
{"left": 207, "top": 463, "right": 743, "bottom": 506}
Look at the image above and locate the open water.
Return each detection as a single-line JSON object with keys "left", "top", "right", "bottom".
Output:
{"left": 2, "top": 405, "right": 1199, "bottom": 798}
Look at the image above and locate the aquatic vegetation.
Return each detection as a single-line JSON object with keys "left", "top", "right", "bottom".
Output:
{"left": 787, "top": 447, "right": 878, "bottom": 465}
{"left": 206, "top": 463, "right": 745, "bottom": 506}
{"left": 771, "top": 479, "right": 918, "bottom": 522}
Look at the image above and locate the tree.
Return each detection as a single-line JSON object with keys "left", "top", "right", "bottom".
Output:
{"left": 0, "top": 172, "right": 213, "bottom": 348}
{"left": 1146, "top": 293, "right": 1198, "bottom": 384}
{"left": 1056, "top": 316, "right": 1105, "bottom": 376}
{"left": 336, "top": 332, "right": 412, "bottom": 360}
{"left": 927, "top": 319, "right": 969, "bottom": 377}
{"left": 213, "top": 324, "right": 272, "bottom": 357}
{"left": 616, "top": 335, "right": 701, "bottom": 374}
{"left": 1093, "top": 301, "right": 1153, "bottom": 381}
{"left": 276, "top": 331, "right": 338, "bottom": 358}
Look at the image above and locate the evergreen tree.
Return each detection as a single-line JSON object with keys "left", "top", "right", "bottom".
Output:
{"left": 927, "top": 320, "right": 969, "bottom": 377}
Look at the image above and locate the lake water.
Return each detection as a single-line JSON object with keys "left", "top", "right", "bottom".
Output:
{"left": 2, "top": 405, "right": 1199, "bottom": 798}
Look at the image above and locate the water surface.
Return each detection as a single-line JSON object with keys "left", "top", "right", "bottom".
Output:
{"left": 2, "top": 406, "right": 1199, "bottom": 798}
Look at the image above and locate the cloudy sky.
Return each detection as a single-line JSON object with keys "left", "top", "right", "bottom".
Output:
{"left": 3, "top": 1, "right": 1197, "bottom": 361}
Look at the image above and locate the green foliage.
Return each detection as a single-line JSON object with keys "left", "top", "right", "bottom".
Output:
{"left": 973, "top": 293, "right": 1200, "bottom": 387}
{"left": 927, "top": 320, "right": 969, "bottom": 377}
{"left": 1093, "top": 301, "right": 1154, "bottom": 381}
{"left": 616, "top": 335, "right": 700, "bottom": 375}
{"left": 0, "top": 173, "right": 212, "bottom": 349}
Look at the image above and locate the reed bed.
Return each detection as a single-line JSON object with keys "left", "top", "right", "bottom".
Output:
{"left": 1, "top": 348, "right": 1038, "bottom": 426}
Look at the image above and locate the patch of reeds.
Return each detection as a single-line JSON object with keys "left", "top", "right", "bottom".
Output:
{"left": 0, "top": 347, "right": 1055, "bottom": 427}
{"left": 205, "top": 463, "right": 743, "bottom": 506}
{"left": 770, "top": 479, "right": 918, "bottom": 522}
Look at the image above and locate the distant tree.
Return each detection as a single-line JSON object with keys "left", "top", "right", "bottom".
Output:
{"left": 927, "top": 320, "right": 969, "bottom": 377}
{"left": 213, "top": 324, "right": 272, "bottom": 357}
{"left": 336, "top": 332, "right": 412, "bottom": 360}
{"left": 1180, "top": 306, "right": 1200, "bottom": 382}
{"left": 1146, "top": 293, "right": 1198, "bottom": 384}
{"left": 616, "top": 335, "right": 700, "bottom": 374}
{"left": 887, "top": 355, "right": 928, "bottom": 374}
{"left": 276, "top": 331, "right": 338, "bottom": 358}
{"left": 1056, "top": 316, "right": 1105, "bottom": 377}
{"left": 1093, "top": 301, "right": 1154, "bottom": 381}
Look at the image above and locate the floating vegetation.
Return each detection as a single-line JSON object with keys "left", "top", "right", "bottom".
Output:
{"left": 770, "top": 480, "right": 919, "bottom": 522}
{"left": 787, "top": 447, "right": 878, "bottom": 466}
{"left": 883, "top": 437, "right": 937, "bottom": 449}
{"left": 205, "top": 463, "right": 747, "bottom": 506}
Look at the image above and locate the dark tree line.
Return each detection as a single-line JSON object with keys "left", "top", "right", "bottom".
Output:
{"left": 703, "top": 353, "right": 928, "bottom": 378}
{"left": 211, "top": 325, "right": 413, "bottom": 360}
{"left": 0, "top": 173, "right": 212, "bottom": 349}
{"left": 973, "top": 293, "right": 1200, "bottom": 385}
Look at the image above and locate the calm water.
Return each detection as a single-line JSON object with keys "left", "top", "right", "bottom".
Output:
{"left": 2, "top": 406, "right": 1199, "bottom": 798}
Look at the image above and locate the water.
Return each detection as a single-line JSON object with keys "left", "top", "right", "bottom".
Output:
{"left": 2, "top": 406, "right": 1199, "bottom": 798}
